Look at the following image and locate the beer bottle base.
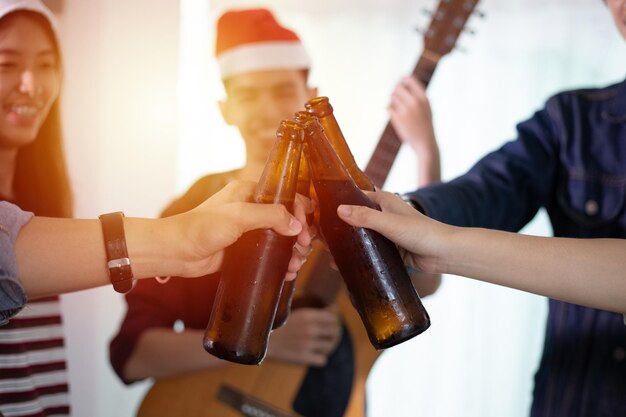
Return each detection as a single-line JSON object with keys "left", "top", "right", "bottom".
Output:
{"left": 203, "top": 340, "right": 265, "bottom": 366}
{"left": 372, "top": 319, "right": 431, "bottom": 350}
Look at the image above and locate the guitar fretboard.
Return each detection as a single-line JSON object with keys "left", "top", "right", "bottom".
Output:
{"left": 363, "top": 55, "right": 438, "bottom": 188}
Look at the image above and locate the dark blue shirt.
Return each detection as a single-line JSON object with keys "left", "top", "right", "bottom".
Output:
{"left": 407, "top": 78, "right": 626, "bottom": 417}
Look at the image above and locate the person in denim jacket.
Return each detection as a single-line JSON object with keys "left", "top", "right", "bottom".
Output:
{"left": 391, "top": 1, "right": 626, "bottom": 415}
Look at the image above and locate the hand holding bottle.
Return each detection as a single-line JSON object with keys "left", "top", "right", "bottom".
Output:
{"left": 167, "top": 179, "right": 314, "bottom": 280}
{"left": 203, "top": 121, "right": 306, "bottom": 364}
{"left": 336, "top": 190, "right": 448, "bottom": 275}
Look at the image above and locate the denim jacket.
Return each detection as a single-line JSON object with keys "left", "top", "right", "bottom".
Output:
{"left": 0, "top": 201, "right": 32, "bottom": 325}
{"left": 407, "top": 78, "right": 626, "bottom": 417}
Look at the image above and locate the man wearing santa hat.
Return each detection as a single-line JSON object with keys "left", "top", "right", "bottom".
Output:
{"left": 110, "top": 9, "right": 354, "bottom": 417}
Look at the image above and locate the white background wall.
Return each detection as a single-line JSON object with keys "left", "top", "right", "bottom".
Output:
{"left": 52, "top": 0, "right": 626, "bottom": 416}
{"left": 55, "top": 1, "right": 179, "bottom": 416}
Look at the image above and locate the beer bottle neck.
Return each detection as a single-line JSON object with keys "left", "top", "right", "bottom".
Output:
{"left": 255, "top": 128, "right": 303, "bottom": 210}
{"left": 316, "top": 115, "right": 375, "bottom": 191}
{"left": 303, "top": 125, "right": 355, "bottom": 184}
{"left": 306, "top": 97, "right": 375, "bottom": 191}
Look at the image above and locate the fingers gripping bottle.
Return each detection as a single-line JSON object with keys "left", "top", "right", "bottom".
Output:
{"left": 203, "top": 120, "right": 304, "bottom": 364}
{"left": 301, "top": 117, "right": 430, "bottom": 349}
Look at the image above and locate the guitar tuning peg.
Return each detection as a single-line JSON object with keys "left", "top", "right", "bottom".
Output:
{"left": 414, "top": 26, "right": 425, "bottom": 35}
{"left": 421, "top": 8, "right": 433, "bottom": 17}
{"left": 463, "top": 27, "right": 475, "bottom": 35}
{"left": 473, "top": 9, "right": 486, "bottom": 19}
{"left": 455, "top": 45, "right": 468, "bottom": 54}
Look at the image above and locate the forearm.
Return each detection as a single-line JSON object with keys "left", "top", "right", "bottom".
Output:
{"left": 443, "top": 228, "right": 626, "bottom": 313}
{"left": 14, "top": 217, "right": 184, "bottom": 298}
{"left": 124, "top": 328, "right": 227, "bottom": 382}
{"left": 415, "top": 141, "right": 441, "bottom": 187}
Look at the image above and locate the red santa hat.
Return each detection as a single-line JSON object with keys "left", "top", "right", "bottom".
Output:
{"left": 215, "top": 8, "right": 311, "bottom": 79}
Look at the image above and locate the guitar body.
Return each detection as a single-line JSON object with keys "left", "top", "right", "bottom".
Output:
{"left": 138, "top": 1, "right": 478, "bottom": 415}
{"left": 137, "top": 358, "right": 307, "bottom": 417}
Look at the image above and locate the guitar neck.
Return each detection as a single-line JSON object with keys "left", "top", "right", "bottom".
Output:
{"left": 363, "top": 54, "right": 439, "bottom": 189}
{"left": 218, "top": 385, "right": 300, "bottom": 417}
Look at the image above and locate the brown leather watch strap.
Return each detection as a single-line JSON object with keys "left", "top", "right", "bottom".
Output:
{"left": 99, "top": 212, "right": 135, "bottom": 293}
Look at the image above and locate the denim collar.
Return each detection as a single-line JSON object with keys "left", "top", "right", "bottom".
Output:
{"left": 603, "top": 77, "right": 626, "bottom": 123}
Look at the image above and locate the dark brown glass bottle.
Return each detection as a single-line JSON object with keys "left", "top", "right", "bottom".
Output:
{"left": 203, "top": 120, "right": 304, "bottom": 364}
{"left": 305, "top": 97, "right": 375, "bottom": 191}
{"left": 301, "top": 117, "right": 430, "bottom": 349}
{"left": 272, "top": 136, "right": 312, "bottom": 330}
{"left": 291, "top": 112, "right": 312, "bottom": 199}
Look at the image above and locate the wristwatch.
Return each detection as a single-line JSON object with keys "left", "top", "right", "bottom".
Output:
{"left": 99, "top": 211, "right": 135, "bottom": 293}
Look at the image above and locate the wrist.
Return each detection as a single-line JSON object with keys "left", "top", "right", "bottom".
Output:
{"left": 437, "top": 225, "right": 470, "bottom": 276}
{"left": 408, "top": 130, "right": 437, "bottom": 152}
{"left": 413, "top": 216, "right": 457, "bottom": 276}
{"left": 414, "top": 141, "right": 439, "bottom": 163}
{"left": 125, "top": 217, "right": 183, "bottom": 279}
{"left": 99, "top": 212, "right": 135, "bottom": 292}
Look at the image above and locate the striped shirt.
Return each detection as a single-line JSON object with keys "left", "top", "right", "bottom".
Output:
{"left": 0, "top": 297, "right": 70, "bottom": 417}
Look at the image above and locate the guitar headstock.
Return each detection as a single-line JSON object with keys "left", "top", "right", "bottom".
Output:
{"left": 422, "top": 0, "right": 480, "bottom": 59}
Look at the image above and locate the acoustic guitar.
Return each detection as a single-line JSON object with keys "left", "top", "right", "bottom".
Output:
{"left": 137, "top": 2, "right": 479, "bottom": 416}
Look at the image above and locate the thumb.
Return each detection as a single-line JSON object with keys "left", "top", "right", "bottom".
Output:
{"left": 237, "top": 203, "right": 302, "bottom": 237}
{"left": 337, "top": 204, "right": 403, "bottom": 240}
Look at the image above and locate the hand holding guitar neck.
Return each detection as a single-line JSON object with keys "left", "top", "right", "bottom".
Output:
{"left": 364, "top": 0, "right": 480, "bottom": 189}
{"left": 388, "top": 75, "right": 441, "bottom": 186}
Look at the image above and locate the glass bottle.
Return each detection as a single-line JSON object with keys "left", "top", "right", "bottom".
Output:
{"left": 305, "top": 97, "right": 375, "bottom": 191}
{"left": 272, "top": 129, "right": 312, "bottom": 329}
{"left": 301, "top": 117, "right": 430, "bottom": 349}
{"left": 203, "top": 120, "right": 304, "bottom": 364}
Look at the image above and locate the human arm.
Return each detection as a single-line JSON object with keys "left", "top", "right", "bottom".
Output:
{"left": 121, "top": 306, "right": 341, "bottom": 382}
{"left": 388, "top": 75, "right": 442, "bottom": 294}
{"left": 337, "top": 190, "right": 626, "bottom": 314}
{"left": 14, "top": 180, "right": 312, "bottom": 299}
{"left": 402, "top": 99, "right": 563, "bottom": 231}
{"left": 123, "top": 328, "right": 226, "bottom": 381}
{"left": 114, "top": 267, "right": 341, "bottom": 383}
{"left": 388, "top": 75, "right": 441, "bottom": 186}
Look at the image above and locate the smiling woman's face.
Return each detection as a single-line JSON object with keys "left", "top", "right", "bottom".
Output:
{"left": 0, "top": 13, "right": 59, "bottom": 149}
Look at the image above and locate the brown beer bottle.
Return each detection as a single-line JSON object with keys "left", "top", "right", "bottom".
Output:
{"left": 272, "top": 138, "right": 312, "bottom": 329}
{"left": 294, "top": 115, "right": 315, "bottom": 208}
{"left": 203, "top": 120, "right": 304, "bottom": 364}
{"left": 301, "top": 117, "right": 430, "bottom": 349}
{"left": 305, "top": 97, "right": 375, "bottom": 191}
{"left": 290, "top": 113, "right": 313, "bottom": 200}
{"left": 272, "top": 275, "right": 296, "bottom": 329}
